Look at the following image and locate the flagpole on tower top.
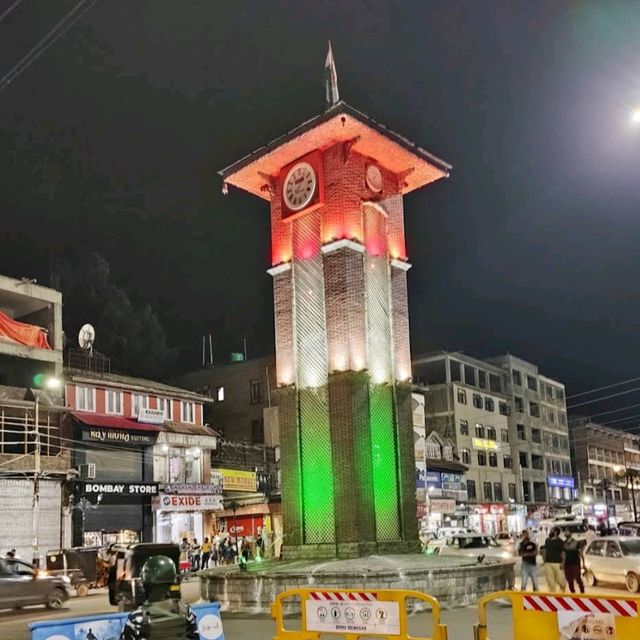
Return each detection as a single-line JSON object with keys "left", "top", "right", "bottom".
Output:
{"left": 324, "top": 40, "right": 340, "bottom": 110}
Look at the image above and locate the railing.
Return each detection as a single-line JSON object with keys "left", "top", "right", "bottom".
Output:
{"left": 66, "top": 347, "right": 111, "bottom": 374}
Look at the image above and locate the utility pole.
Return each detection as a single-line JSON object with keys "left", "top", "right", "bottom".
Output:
{"left": 31, "top": 395, "right": 41, "bottom": 568}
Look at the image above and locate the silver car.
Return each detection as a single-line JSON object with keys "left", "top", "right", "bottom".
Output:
{"left": 0, "top": 558, "right": 70, "bottom": 609}
{"left": 584, "top": 536, "right": 640, "bottom": 592}
{"left": 431, "top": 533, "right": 512, "bottom": 561}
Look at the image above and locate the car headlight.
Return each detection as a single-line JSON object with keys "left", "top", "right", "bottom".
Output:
{"left": 61, "top": 576, "right": 71, "bottom": 584}
{"left": 499, "top": 552, "right": 511, "bottom": 560}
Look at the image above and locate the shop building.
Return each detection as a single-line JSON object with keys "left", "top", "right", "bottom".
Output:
{"left": 64, "top": 368, "right": 215, "bottom": 546}
{"left": 0, "top": 274, "right": 68, "bottom": 563}
{"left": 413, "top": 353, "right": 525, "bottom": 534}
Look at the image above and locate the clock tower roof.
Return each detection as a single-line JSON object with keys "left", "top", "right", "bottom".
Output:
{"left": 219, "top": 101, "right": 452, "bottom": 200}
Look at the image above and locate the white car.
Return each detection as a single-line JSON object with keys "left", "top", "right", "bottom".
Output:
{"left": 435, "top": 527, "right": 475, "bottom": 539}
{"left": 584, "top": 536, "right": 640, "bottom": 592}
{"left": 431, "top": 533, "right": 512, "bottom": 561}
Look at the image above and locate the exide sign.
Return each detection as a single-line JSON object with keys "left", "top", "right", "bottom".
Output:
{"left": 157, "top": 493, "right": 223, "bottom": 512}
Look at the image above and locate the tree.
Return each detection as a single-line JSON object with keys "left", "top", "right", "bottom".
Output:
{"left": 59, "top": 253, "right": 178, "bottom": 379}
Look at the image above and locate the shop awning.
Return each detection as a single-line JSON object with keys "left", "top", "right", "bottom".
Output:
{"left": 71, "top": 411, "right": 161, "bottom": 432}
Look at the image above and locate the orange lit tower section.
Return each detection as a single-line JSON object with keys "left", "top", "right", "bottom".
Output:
{"left": 220, "top": 79, "right": 450, "bottom": 558}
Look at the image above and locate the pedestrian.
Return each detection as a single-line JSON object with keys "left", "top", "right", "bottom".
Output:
{"left": 562, "top": 528, "right": 586, "bottom": 594}
{"left": 518, "top": 530, "right": 539, "bottom": 591}
{"left": 6, "top": 549, "right": 16, "bottom": 559}
{"left": 542, "top": 526, "right": 566, "bottom": 592}
{"left": 201, "top": 537, "right": 211, "bottom": 570}
{"left": 191, "top": 538, "right": 201, "bottom": 571}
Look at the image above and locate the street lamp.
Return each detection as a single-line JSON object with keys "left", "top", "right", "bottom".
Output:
{"left": 614, "top": 465, "right": 638, "bottom": 523}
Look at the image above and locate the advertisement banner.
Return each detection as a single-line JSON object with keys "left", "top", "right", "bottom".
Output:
{"left": 156, "top": 493, "right": 224, "bottom": 512}
{"left": 428, "top": 498, "right": 456, "bottom": 514}
{"left": 216, "top": 468, "right": 257, "bottom": 492}
{"left": 548, "top": 475, "right": 575, "bottom": 489}
{"left": 558, "top": 610, "right": 616, "bottom": 640}
{"left": 472, "top": 437, "right": 498, "bottom": 451}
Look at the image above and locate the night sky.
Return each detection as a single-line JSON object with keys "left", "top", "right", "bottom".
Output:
{"left": 2, "top": 1, "right": 640, "bottom": 397}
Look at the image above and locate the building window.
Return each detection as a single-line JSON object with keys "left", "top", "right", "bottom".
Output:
{"left": 464, "top": 366, "right": 477, "bottom": 387}
{"left": 473, "top": 394, "right": 483, "bottom": 409}
{"left": 556, "top": 388, "right": 565, "bottom": 402}
{"left": 531, "top": 428, "right": 541, "bottom": 444}
{"left": 527, "top": 375, "right": 538, "bottom": 392}
{"left": 503, "top": 454, "right": 513, "bottom": 469}
{"left": 514, "top": 396, "right": 524, "bottom": 413}
{"left": 251, "top": 419, "right": 264, "bottom": 443}
{"left": 499, "top": 401, "right": 509, "bottom": 416}
{"left": 519, "top": 452, "right": 529, "bottom": 469}
{"left": 159, "top": 398, "right": 173, "bottom": 420}
{"left": 457, "top": 389, "right": 467, "bottom": 404}
{"left": 106, "top": 390, "right": 123, "bottom": 415}
{"left": 545, "top": 384, "right": 554, "bottom": 400}
{"left": 484, "top": 397, "right": 495, "bottom": 412}
{"left": 478, "top": 370, "right": 487, "bottom": 389}
{"left": 523, "top": 481, "right": 532, "bottom": 503}
{"left": 461, "top": 448, "right": 471, "bottom": 464}
{"left": 532, "top": 454, "right": 544, "bottom": 470}
{"left": 154, "top": 446, "right": 202, "bottom": 484}
{"left": 216, "top": 386, "right": 225, "bottom": 402}
{"left": 494, "top": 483, "right": 503, "bottom": 502}
{"left": 508, "top": 483, "right": 517, "bottom": 501}
{"left": 517, "top": 423, "right": 527, "bottom": 440}
{"left": 478, "top": 451, "right": 487, "bottom": 466}
{"left": 181, "top": 401, "right": 195, "bottom": 423}
{"left": 530, "top": 402, "right": 540, "bottom": 418}
{"left": 558, "top": 412, "right": 567, "bottom": 426}
{"left": 501, "top": 428, "right": 509, "bottom": 443}
{"left": 487, "top": 426, "right": 497, "bottom": 441}
{"left": 489, "top": 452, "right": 498, "bottom": 467}
{"left": 483, "top": 482, "right": 492, "bottom": 501}
{"left": 467, "top": 480, "right": 477, "bottom": 501}
{"left": 562, "top": 460, "right": 571, "bottom": 475}
{"left": 512, "top": 370, "right": 522, "bottom": 386}
{"left": 131, "top": 393, "right": 148, "bottom": 417}
{"left": 76, "top": 386, "right": 95, "bottom": 412}
{"left": 459, "top": 419, "right": 469, "bottom": 435}
{"left": 475, "top": 423, "right": 485, "bottom": 438}
{"left": 250, "top": 380, "right": 264, "bottom": 405}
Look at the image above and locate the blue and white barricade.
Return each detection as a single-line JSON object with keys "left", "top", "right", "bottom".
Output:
{"left": 29, "top": 601, "right": 224, "bottom": 640}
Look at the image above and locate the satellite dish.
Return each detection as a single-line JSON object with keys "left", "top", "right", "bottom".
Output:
{"left": 78, "top": 324, "right": 96, "bottom": 352}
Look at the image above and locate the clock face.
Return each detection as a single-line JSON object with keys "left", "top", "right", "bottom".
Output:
{"left": 365, "top": 164, "right": 383, "bottom": 192}
{"left": 283, "top": 162, "right": 317, "bottom": 211}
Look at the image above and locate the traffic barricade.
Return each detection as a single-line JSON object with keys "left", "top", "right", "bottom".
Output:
{"left": 29, "top": 600, "right": 224, "bottom": 640}
{"left": 474, "top": 590, "right": 640, "bottom": 640}
{"left": 271, "top": 587, "right": 448, "bottom": 640}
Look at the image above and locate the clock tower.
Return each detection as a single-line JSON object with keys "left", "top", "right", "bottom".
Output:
{"left": 220, "top": 48, "right": 451, "bottom": 559}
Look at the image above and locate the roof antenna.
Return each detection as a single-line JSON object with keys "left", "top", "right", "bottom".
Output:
{"left": 324, "top": 40, "right": 340, "bottom": 110}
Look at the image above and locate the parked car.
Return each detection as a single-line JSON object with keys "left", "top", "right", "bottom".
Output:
{"left": 618, "top": 522, "right": 640, "bottom": 537}
{"left": 536, "top": 518, "right": 588, "bottom": 548}
{"left": 431, "top": 533, "right": 512, "bottom": 561}
{"left": 584, "top": 536, "right": 640, "bottom": 592}
{"left": 435, "top": 527, "right": 476, "bottom": 539}
{"left": 0, "top": 558, "right": 70, "bottom": 609}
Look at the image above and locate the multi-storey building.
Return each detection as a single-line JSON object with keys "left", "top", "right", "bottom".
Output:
{"left": 570, "top": 418, "right": 640, "bottom": 524}
{"left": 486, "top": 354, "right": 572, "bottom": 511}
{"left": 0, "top": 275, "right": 67, "bottom": 564}
{"left": 413, "top": 352, "right": 524, "bottom": 534}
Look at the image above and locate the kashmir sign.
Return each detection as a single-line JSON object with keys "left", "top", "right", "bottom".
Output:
{"left": 138, "top": 407, "right": 166, "bottom": 425}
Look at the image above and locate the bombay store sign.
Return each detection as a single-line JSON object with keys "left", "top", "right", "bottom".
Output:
{"left": 81, "top": 427, "right": 156, "bottom": 445}
{"left": 82, "top": 482, "right": 159, "bottom": 496}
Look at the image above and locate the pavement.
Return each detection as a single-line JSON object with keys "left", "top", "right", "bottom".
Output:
{"left": 0, "top": 566, "right": 633, "bottom": 640}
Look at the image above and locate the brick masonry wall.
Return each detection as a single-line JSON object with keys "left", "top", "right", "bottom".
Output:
{"left": 396, "top": 382, "right": 419, "bottom": 540}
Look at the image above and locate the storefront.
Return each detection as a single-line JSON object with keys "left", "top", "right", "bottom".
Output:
{"left": 70, "top": 413, "right": 159, "bottom": 546}
{"left": 416, "top": 464, "right": 468, "bottom": 531}
{"left": 547, "top": 475, "right": 575, "bottom": 504}
{"left": 154, "top": 491, "right": 224, "bottom": 543}
{"left": 468, "top": 503, "right": 526, "bottom": 535}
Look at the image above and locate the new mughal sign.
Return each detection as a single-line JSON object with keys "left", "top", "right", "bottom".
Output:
{"left": 215, "top": 468, "right": 257, "bottom": 492}
{"left": 81, "top": 428, "right": 156, "bottom": 445}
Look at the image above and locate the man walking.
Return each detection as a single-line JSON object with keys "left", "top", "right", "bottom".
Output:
{"left": 518, "top": 530, "right": 539, "bottom": 591}
{"left": 562, "top": 528, "right": 586, "bottom": 594}
{"left": 542, "top": 526, "right": 566, "bottom": 591}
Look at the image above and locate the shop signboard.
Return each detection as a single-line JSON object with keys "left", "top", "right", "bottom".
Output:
{"left": 215, "top": 468, "right": 257, "bottom": 492}
{"left": 472, "top": 437, "right": 498, "bottom": 451}
{"left": 441, "top": 472, "right": 465, "bottom": 493}
{"left": 415, "top": 465, "right": 441, "bottom": 489}
{"left": 81, "top": 427, "right": 156, "bottom": 445}
{"left": 548, "top": 475, "right": 575, "bottom": 489}
{"left": 156, "top": 493, "right": 224, "bottom": 512}
{"left": 157, "top": 431, "right": 217, "bottom": 449}
{"left": 81, "top": 482, "right": 158, "bottom": 496}
{"left": 162, "top": 480, "right": 223, "bottom": 495}
{"left": 428, "top": 498, "right": 456, "bottom": 514}
{"left": 138, "top": 407, "right": 166, "bottom": 424}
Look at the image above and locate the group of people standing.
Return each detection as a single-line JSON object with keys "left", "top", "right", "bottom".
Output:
{"left": 179, "top": 533, "right": 267, "bottom": 572}
{"left": 518, "top": 527, "right": 588, "bottom": 593}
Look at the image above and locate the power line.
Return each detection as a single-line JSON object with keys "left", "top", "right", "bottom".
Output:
{"left": 0, "top": 0, "right": 100, "bottom": 92}
{"left": 567, "top": 385, "right": 640, "bottom": 410}
{"left": 569, "top": 401, "right": 640, "bottom": 424}
{"left": 567, "top": 376, "right": 640, "bottom": 400}
{"left": 0, "top": 0, "right": 25, "bottom": 23}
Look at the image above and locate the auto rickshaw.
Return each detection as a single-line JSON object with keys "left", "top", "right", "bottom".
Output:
{"left": 45, "top": 547, "right": 109, "bottom": 597}
{"left": 108, "top": 542, "right": 181, "bottom": 611}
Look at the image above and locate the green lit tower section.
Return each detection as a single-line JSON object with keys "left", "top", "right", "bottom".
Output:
{"left": 220, "top": 81, "right": 450, "bottom": 558}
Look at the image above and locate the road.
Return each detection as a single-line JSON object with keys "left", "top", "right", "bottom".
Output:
{"left": 0, "top": 568, "right": 634, "bottom": 639}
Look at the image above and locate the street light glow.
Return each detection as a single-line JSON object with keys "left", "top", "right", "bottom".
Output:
{"left": 44, "top": 376, "right": 62, "bottom": 390}
{"left": 631, "top": 107, "right": 640, "bottom": 124}
{"left": 582, "top": 494, "right": 592, "bottom": 504}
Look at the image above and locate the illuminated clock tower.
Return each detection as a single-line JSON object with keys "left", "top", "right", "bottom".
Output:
{"left": 220, "top": 48, "right": 451, "bottom": 559}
